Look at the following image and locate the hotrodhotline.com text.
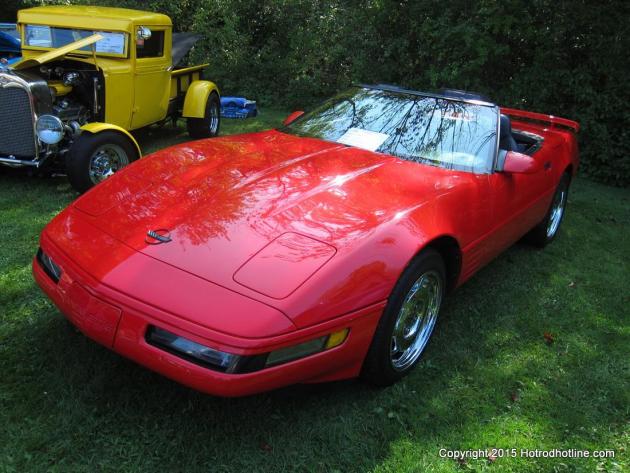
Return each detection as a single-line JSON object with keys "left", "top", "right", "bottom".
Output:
{"left": 439, "top": 448, "right": 616, "bottom": 460}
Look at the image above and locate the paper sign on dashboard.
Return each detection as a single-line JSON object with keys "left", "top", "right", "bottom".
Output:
{"left": 337, "top": 128, "right": 389, "bottom": 152}
{"left": 95, "top": 32, "right": 126, "bottom": 54}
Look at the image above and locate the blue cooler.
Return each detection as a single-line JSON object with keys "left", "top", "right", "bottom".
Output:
{"left": 220, "top": 97, "right": 258, "bottom": 119}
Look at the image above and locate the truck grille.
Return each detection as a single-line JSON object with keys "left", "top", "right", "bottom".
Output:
{"left": 0, "top": 85, "right": 36, "bottom": 158}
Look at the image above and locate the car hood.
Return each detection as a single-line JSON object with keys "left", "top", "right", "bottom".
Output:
{"left": 73, "top": 130, "right": 462, "bottom": 303}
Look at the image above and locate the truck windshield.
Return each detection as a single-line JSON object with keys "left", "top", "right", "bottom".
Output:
{"left": 282, "top": 87, "right": 499, "bottom": 174}
{"left": 24, "top": 25, "right": 127, "bottom": 55}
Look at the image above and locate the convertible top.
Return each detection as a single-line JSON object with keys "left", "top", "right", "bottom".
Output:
{"left": 172, "top": 32, "right": 201, "bottom": 67}
{"left": 360, "top": 83, "right": 495, "bottom": 106}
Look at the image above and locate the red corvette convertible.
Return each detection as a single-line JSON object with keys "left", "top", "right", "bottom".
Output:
{"left": 34, "top": 85, "right": 579, "bottom": 396}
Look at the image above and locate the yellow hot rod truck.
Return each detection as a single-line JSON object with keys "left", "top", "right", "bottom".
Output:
{"left": 0, "top": 6, "right": 220, "bottom": 192}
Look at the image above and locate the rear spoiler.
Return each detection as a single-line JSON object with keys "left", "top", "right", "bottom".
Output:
{"left": 501, "top": 107, "right": 579, "bottom": 133}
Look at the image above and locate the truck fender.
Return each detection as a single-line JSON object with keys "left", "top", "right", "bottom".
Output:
{"left": 183, "top": 80, "right": 220, "bottom": 118}
{"left": 79, "top": 123, "right": 142, "bottom": 158}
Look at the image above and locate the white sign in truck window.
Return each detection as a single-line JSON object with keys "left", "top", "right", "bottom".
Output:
{"left": 95, "top": 32, "right": 126, "bottom": 55}
{"left": 337, "top": 128, "right": 389, "bottom": 152}
{"left": 25, "top": 25, "right": 53, "bottom": 47}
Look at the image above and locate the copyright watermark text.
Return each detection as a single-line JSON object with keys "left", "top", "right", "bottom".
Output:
{"left": 438, "top": 448, "right": 615, "bottom": 460}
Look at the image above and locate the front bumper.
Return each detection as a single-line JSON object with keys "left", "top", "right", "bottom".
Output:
{"left": 33, "top": 239, "right": 384, "bottom": 397}
{"left": 0, "top": 156, "right": 39, "bottom": 167}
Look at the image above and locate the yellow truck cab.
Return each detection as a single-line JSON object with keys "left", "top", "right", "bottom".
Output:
{"left": 0, "top": 6, "right": 220, "bottom": 192}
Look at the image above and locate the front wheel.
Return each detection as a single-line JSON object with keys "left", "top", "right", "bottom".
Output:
{"left": 66, "top": 131, "right": 139, "bottom": 193}
{"left": 526, "top": 172, "right": 571, "bottom": 247}
{"left": 187, "top": 92, "right": 221, "bottom": 139}
{"left": 361, "top": 248, "right": 445, "bottom": 386}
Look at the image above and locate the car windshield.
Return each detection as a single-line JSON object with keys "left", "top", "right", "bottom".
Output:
{"left": 282, "top": 87, "right": 499, "bottom": 173}
{"left": 24, "top": 25, "right": 127, "bottom": 56}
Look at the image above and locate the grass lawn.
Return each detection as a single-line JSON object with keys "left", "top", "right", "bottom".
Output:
{"left": 0, "top": 110, "right": 628, "bottom": 472}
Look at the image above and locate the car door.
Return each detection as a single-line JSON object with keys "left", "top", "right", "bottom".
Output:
{"left": 486, "top": 148, "right": 554, "bottom": 258}
{"left": 131, "top": 26, "right": 171, "bottom": 129}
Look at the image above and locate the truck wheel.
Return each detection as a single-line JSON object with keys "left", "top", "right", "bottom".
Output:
{"left": 66, "top": 131, "right": 139, "bottom": 193}
{"left": 187, "top": 92, "right": 220, "bottom": 139}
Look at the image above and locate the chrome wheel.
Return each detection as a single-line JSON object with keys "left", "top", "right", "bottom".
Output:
{"left": 88, "top": 144, "right": 129, "bottom": 184}
{"left": 546, "top": 183, "right": 567, "bottom": 238}
{"left": 390, "top": 270, "right": 442, "bottom": 371}
{"left": 208, "top": 102, "right": 219, "bottom": 135}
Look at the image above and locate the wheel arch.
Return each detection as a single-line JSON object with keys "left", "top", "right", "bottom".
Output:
{"left": 183, "top": 81, "right": 220, "bottom": 119}
{"left": 564, "top": 163, "right": 574, "bottom": 178}
{"left": 79, "top": 123, "right": 142, "bottom": 159}
{"left": 360, "top": 233, "right": 461, "bottom": 385}
{"left": 415, "top": 235, "right": 462, "bottom": 294}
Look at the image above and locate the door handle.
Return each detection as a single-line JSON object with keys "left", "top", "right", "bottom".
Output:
{"left": 544, "top": 161, "right": 552, "bottom": 170}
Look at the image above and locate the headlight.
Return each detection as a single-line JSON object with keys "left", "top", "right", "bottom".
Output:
{"left": 146, "top": 326, "right": 241, "bottom": 373}
{"left": 146, "top": 326, "right": 350, "bottom": 374}
{"left": 36, "top": 248, "right": 62, "bottom": 283}
{"left": 36, "top": 114, "right": 64, "bottom": 144}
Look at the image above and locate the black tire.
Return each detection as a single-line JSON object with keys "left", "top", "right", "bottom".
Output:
{"left": 187, "top": 92, "right": 221, "bottom": 139}
{"left": 361, "top": 248, "right": 446, "bottom": 386}
{"left": 526, "top": 172, "right": 571, "bottom": 247}
{"left": 66, "top": 131, "right": 139, "bottom": 194}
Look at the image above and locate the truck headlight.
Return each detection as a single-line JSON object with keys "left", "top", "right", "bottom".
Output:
{"left": 36, "top": 115, "right": 64, "bottom": 144}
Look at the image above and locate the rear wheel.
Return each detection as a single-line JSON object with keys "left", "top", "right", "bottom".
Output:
{"left": 526, "top": 172, "right": 571, "bottom": 247}
{"left": 361, "top": 249, "right": 445, "bottom": 386}
{"left": 66, "top": 131, "right": 139, "bottom": 193}
{"left": 187, "top": 92, "right": 221, "bottom": 139}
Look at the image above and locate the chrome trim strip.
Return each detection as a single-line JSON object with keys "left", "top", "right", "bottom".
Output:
{"left": 492, "top": 108, "right": 501, "bottom": 172}
{"left": 93, "top": 76, "right": 99, "bottom": 116}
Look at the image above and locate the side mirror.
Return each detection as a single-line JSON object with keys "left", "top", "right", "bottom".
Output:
{"left": 283, "top": 110, "right": 304, "bottom": 126}
{"left": 137, "top": 26, "right": 152, "bottom": 41}
{"left": 502, "top": 150, "right": 542, "bottom": 174}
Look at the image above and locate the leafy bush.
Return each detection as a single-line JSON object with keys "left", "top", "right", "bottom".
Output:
{"left": 4, "top": 0, "right": 628, "bottom": 185}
